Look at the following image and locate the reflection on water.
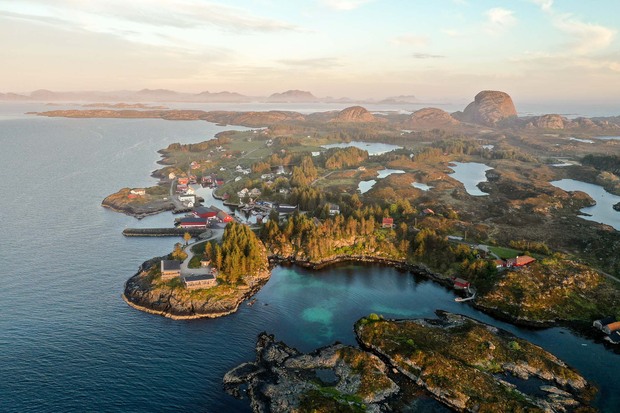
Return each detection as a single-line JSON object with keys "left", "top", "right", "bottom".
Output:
{"left": 449, "top": 162, "right": 492, "bottom": 196}
{"left": 550, "top": 179, "right": 620, "bottom": 230}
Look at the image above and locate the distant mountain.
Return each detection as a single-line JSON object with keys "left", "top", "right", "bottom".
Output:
{"left": 378, "top": 95, "right": 417, "bottom": 104}
{"left": 265, "top": 90, "right": 318, "bottom": 103}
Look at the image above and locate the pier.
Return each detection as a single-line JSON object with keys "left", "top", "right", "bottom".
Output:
{"left": 122, "top": 228, "right": 206, "bottom": 237}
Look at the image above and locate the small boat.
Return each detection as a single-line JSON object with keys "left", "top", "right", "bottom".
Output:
{"left": 247, "top": 299, "right": 257, "bottom": 306}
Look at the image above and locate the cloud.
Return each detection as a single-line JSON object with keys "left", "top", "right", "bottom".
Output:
{"left": 0, "top": 0, "right": 302, "bottom": 35}
{"left": 393, "top": 34, "right": 429, "bottom": 47}
{"left": 531, "top": 0, "right": 553, "bottom": 12}
{"left": 485, "top": 8, "right": 517, "bottom": 33}
{"left": 554, "top": 14, "right": 615, "bottom": 54}
{"left": 412, "top": 53, "right": 445, "bottom": 59}
{"left": 320, "top": 0, "right": 374, "bottom": 11}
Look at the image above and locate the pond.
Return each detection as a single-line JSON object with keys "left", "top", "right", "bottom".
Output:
{"left": 322, "top": 141, "right": 402, "bottom": 156}
{"left": 412, "top": 182, "right": 433, "bottom": 191}
{"left": 358, "top": 169, "right": 405, "bottom": 194}
{"left": 448, "top": 162, "right": 493, "bottom": 196}
{"left": 550, "top": 179, "right": 620, "bottom": 230}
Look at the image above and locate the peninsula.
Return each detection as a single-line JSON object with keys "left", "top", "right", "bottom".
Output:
{"left": 86, "top": 90, "right": 618, "bottom": 329}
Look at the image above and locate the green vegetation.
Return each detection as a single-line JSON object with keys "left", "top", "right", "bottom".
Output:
{"left": 299, "top": 388, "right": 366, "bottom": 413}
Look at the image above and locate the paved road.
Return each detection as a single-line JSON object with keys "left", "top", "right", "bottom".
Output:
{"left": 180, "top": 230, "right": 224, "bottom": 276}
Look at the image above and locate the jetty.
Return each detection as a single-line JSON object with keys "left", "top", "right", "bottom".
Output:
{"left": 122, "top": 228, "right": 205, "bottom": 237}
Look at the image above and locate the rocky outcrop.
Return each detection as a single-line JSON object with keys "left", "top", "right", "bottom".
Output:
{"left": 101, "top": 188, "right": 174, "bottom": 218}
{"left": 355, "top": 311, "right": 595, "bottom": 412}
{"left": 528, "top": 114, "right": 567, "bottom": 129}
{"left": 403, "top": 107, "right": 460, "bottom": 129}
{"left": 331, "top": 106, "right": 380, "bottom": 122}
{"left": 228, "top": 313, "right": 595, "bottom": 412}
{"left": 224, "top": 333, "right": 399, "bottom": 413}
{"left": 453, "top": 90, "right": 517, "bottom": 126}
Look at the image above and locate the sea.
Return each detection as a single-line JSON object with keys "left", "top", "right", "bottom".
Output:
{"left": 1, "top": 102, "right": 619, "bottom": 412}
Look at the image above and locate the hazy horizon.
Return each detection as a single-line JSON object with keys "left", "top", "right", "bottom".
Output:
{"left": 1, "top": 0, "right": 619, "bottom": 103}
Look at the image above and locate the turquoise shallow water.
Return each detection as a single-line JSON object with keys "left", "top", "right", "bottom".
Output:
{"left": 1, "top": 105, "right": 619, "bottom": 412}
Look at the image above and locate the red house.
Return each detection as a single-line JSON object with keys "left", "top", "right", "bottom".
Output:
{"left": 382, "top": 217, "right": 394, "bottom": 228}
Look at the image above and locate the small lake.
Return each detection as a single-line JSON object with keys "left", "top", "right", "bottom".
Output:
{"left": 358, "top": 169, "right": 405, "bottom": 194}
{"left": 412, "top": 182, "right": 433, "bottom": 191}
{"left": 550, "top": 179, "right": 620, "bottom": 230}
{"left": 322, "top": 141, "right": 402, "bottom": 156}
{"left": 449, "top": 162, "right": 493, "bottom": 196}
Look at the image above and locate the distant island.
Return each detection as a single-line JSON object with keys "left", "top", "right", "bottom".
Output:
{"left": 3, "top": 88, "right": 420, "bottom": 104}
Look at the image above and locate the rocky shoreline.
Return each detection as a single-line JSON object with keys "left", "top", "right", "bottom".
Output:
{"left": 122, "top": 258, "right": 271, "bottom": 320}
{"left": 226, "top": 312, "right": 596, "bottom": 412}
{"left": 101, "top": 195, "right": 174, "bottom": 219}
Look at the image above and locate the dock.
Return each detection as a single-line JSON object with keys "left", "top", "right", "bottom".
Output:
{"left": 122, "top": 228, "right": 205, "bottom": 237}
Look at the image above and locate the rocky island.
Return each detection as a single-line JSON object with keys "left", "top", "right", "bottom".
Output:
{"left": 123, "top": 222, "right": 270, "bottom": 319}
{"left": 225, "top": 312, "right": 596, "bottom": 412}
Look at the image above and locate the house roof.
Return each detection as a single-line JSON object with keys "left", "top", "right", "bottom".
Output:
{"left": 184, "top": 274, "right": 215, "bottom": 283}
{"left": 161, "top": 260, "right": 181, "bottom": 271}
{"left": 597, "top": 316, "right": 617, "bottom": 326}
{"left": 514, "top": 255, "right": 536, "bottom": 266}
{"left": 382, "top": 217, "right": 394, "bottom": 224}
{"left": 605, "top": 321, "right": 620, "bottom": 332}
{"left": 608, "top": 331, "right": 620, "bottom": 344}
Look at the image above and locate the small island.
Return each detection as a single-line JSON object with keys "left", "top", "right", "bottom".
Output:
{"left": 225, "top": 312, "right": 597, "bottom": 412}
{"left": 123, "top": 222, "right": 270, "bottom": 319}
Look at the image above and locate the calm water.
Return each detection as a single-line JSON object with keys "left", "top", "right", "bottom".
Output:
{"left": 1, "top": 106, "right": 619, "bottom": 412}
{"left": 321, "top": 140, "right": 402, "bottom": 156}
{"left": 550, "top": 179, "right": 620, "bottom": 230}
{"left": 358, "top": 169, "right": 405, "bottom": 194}
{"left": 449, "top": 162, "right": 493, "bottom": 196}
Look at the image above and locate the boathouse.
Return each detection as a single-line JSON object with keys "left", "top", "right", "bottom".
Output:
{"left": 183, "top": 273, "right": 217, "bottom": 290}
{"left": 161, "top": 260, "right": 181, "bottom": 280}
{"left": 452, "top": 277, "right": 471, "bottom": 290}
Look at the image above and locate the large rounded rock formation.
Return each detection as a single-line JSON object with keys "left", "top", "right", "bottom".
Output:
{"left": 331, "top": 106, "right": 379, "bottom": 122}
{"left": 453, "top": 90, "right": 517, "bottom": 126}
{"left": 404, "top": 107, "right": 460, "bottom": 129}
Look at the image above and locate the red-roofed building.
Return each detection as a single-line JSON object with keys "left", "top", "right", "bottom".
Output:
{"left": 217, "top": 211, "right": 233, "bottom": 223}
{"left": 452, "top": 277, "right": 471, "bottom": 290}
{"left": 382, "top": 217, "right": 394, "bottom": 228}
{"left": 506, "top": 255, "right": 536, "bottom": 267}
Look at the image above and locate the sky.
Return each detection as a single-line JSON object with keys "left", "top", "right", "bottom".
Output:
{"left": 1, "top": 0, "right": 619, "bottom": 104}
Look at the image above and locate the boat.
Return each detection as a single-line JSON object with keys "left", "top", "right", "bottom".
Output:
{"left": 247, "top": 299, "right": 257, "bottom": 306}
